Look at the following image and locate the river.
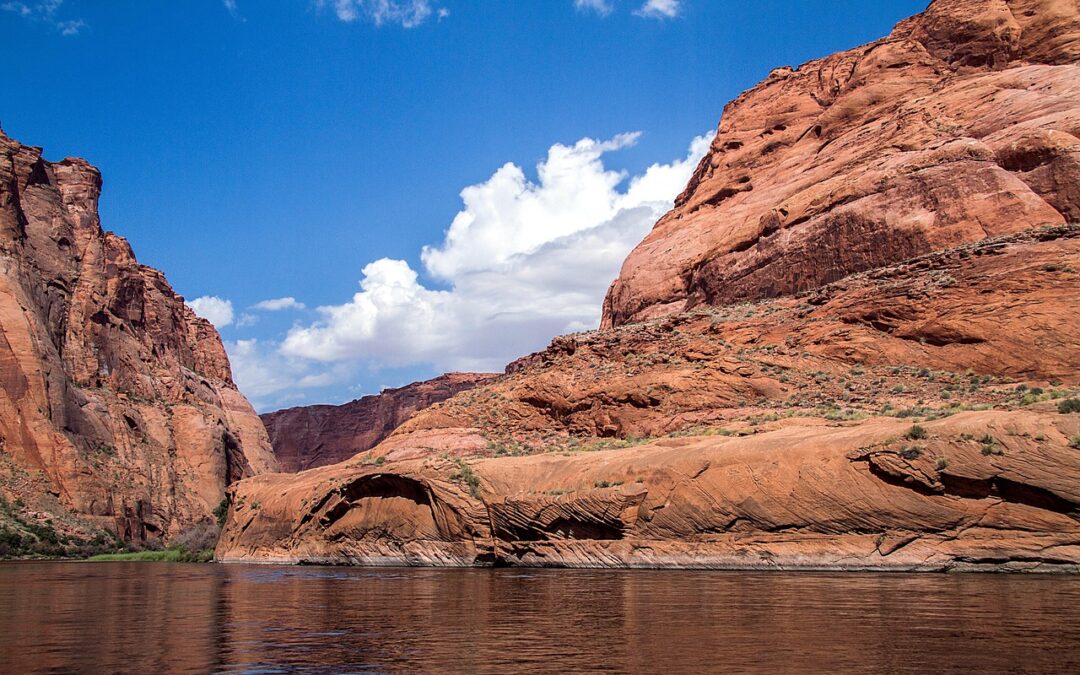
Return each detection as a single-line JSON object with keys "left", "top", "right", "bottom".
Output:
{"left": 1, "top": 562, "right": 1078, "bottom": 673}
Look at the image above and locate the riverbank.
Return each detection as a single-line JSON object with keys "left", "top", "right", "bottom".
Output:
{"left": 1, "top": 501, "right": 221, "bottom": 562}
{"left": 86, "top": 548, "right": 214, "bottom": 563}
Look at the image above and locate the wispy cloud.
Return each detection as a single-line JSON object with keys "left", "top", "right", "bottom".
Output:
{"left": 252, "top": 297, "right": 306, "bottom": 312}
{"left": 316, "top": 0, "right": 444, "bottom": 28}
{"left": 574, "top": 0, "right": 682, "bottom": 20}
{"left": 634, "top": 0, "right": 680, "bottom": 19}
{"left": 222, "top": 0, "right": 243, "bottom": 20}
{"left": 574, "top": 0, "right": 613, "bottom": 16}
{"left": 55, "top": 17, "right": 82, "bottom": 34}
{"left": 1, "top": 0, "right": 85, "bottom": 35}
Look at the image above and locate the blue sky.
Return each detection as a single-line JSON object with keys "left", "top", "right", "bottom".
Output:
{"left": 1, "top": 0, "right": 927, "bottom": 411}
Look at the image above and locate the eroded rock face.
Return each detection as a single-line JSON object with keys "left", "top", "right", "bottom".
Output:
{"left": 218, "top": 410, "right": 1080, "bottom": 571}
{"left": 0, "top": 130, "right": 276, "bottom": 543}
{"left": 219, "top": 226, "right": 1080, "bottom": 570}
{"left": 263, "top": 373, "right": 499, "bottom": 472}
{"left": 602, "top": 0, "right": 1080, "bottom": 328}
{"left": 218, "top": 0, "right": 1080, "bottom": 570}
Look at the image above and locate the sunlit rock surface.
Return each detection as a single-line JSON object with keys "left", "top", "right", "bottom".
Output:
{"left": 0, "top": 130, "right": 276, "bottom": 544}
{"left": 220, "top": 0, "right": 1080, "bottom": 570}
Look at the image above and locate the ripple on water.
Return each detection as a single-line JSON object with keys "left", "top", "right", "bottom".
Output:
{"left": 0, "top": 562, "right": 1079, "bottom": 673}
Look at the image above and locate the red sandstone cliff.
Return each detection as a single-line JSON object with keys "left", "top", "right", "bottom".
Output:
{"left": 602, "top": 0, "right": 1080, "bottom": 327}
{"left": 263, "top": 373, "right": 499, "bottom": 472}
{"left": 218, "top": 0, "right": 1080, "bottom": 571}
{"left": 0, "top": 130, "right": 276, "bottom": 545}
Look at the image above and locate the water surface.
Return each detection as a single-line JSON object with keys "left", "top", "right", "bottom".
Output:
{"left": 1, "top": 562, "right": 1078, "bottom": 673}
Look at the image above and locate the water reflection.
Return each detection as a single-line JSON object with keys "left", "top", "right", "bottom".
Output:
{"left": 1, "top": 562, "right": 1078, "bottom": 673}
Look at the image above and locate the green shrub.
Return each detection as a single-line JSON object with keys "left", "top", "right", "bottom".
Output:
{"left": 88, "top": 548, "right": 197, "bottom": 563}
{"left": 1058, "top": 399, "right": 1080, "bottom": 414}
{"left": 906, "top": 425, "right": 928, "bottom": 440}
{"left": 935, "top": 456, "right": 949, "bottom": 471}
{"left": 450, "top": 460, "right": 482, "bottom": 498}
{"left": 213, "top": 497, "right": 229, "bottom": 528}
{"left": 900, "top": 446, "right": 922, "bottom": 460}
{"left": 23, "top": 520, "right": 60, "bottom": 545}
{"left": 87, "top": 523, "right": 219, "bottom": 563}
{"left": 0, "top": 527, "right": 27, "bottom": 557}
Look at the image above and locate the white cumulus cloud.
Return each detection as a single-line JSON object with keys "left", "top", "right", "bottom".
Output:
{"left": 241, "top": 132, "right": 708, "bottom": 391}
{"left": 635, "top": 0, "right": 680, "bottom": 19}
{"left": 226, "top": 338, "right": 356, "bottom": 409}
{"left": 187, "top": 296, "right": 235, "bottom": 328}
{"left": 227, "top": 131, "right": 710, "bottom": 409}
{"left": 252, "top": 297, "right": 306, "bottom": 311}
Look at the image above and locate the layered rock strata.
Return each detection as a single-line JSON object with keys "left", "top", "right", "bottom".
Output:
{"left": 219, "top": 226, "right": 1080, "bottom": 570}
{"left": 602, "top": 0, "right": 1080, "bottom": 327}
{"left": 0, "top": 130, "right": 276, "bottom": 544}
{"left": 218, "top": 0, "right": 1080, "bottom": 570}
{"left": 263, "top": 373, "right": 499, "bottom": 473}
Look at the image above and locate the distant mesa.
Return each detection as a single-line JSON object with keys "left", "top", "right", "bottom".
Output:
{"left": 262, "top": 372, "right": 499, "bottom": 473}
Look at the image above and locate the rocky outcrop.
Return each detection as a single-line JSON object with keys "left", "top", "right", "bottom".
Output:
{"left": 220, "top": 225, "right": 1080, "bottom": 569}
{"left": 218, "top": 0, "right": 1080, "bottom": 570}
{"left": 263, "top": 373, "right": 499, "bottom": 472}
{"left": 602, "top": 0, "right": 1080, "bottom": 327}
{"left": 0, "top": 130, "right": 276, "bottom": 545}
{"left": 219, "top": 409, "right": 1080, "bottom": 570}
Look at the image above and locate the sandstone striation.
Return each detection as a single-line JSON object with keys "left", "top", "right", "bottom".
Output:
{"left": 0, "top": 130, "right": 276, "bottom": 547}
{"left": 219, "top": 408, "right": 1080, "bottom": 570}
{"left": 218, "top": 0, "right": 1080, "bottom": 571}
{"left": 602, "top": 0, "right": 1080, "bottom": 327}
{"left": 263, "top": 373, "right": 499, "bottom": 472}
{"left": 219, "top": 225, "right": 1080, "bottom": 570}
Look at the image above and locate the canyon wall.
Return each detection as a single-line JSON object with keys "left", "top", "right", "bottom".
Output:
{"left": 0, "top": 130, "right": 276, "bottom": 544}
{"left": 263, "top": 373, "right": 499, "bottom": 472}
{"left": 602, "top": 0, "right": 1080, "bottom": 327}
{"left": 219, "top": 227, "right": 1080, "bottom": 570}
{"left": 218, "top": 0, "right": 1080, "bottom": 571}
